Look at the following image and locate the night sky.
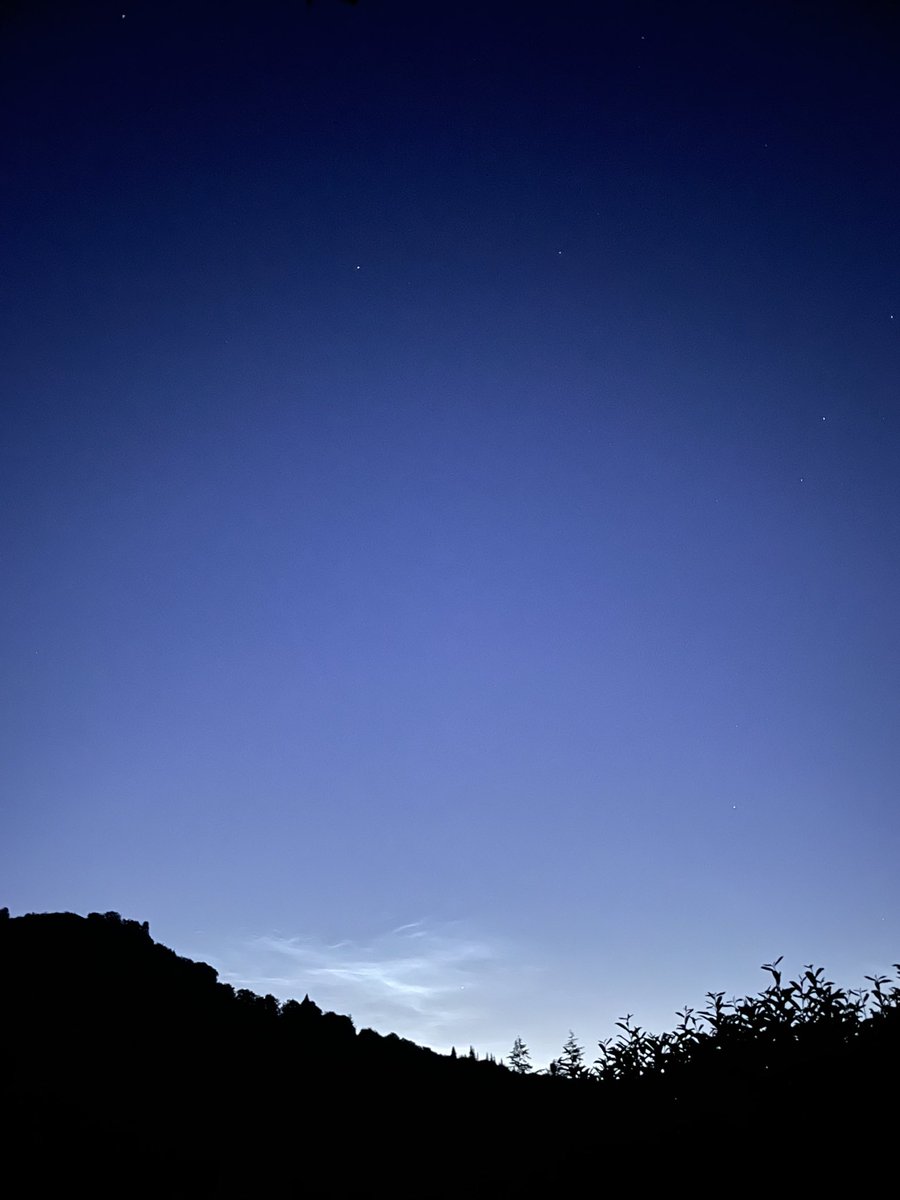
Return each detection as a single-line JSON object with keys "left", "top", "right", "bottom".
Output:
{"left": 3, "top": 0, "right": 899, "bottom": 1070}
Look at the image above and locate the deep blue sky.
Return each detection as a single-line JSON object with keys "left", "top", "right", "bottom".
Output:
{"left": 3, "top": 0, "right": 899, "bottom": 1068}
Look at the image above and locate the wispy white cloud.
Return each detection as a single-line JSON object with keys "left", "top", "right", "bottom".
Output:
{"left": 212, "top": 920, "right": 510, "bottom": 1049}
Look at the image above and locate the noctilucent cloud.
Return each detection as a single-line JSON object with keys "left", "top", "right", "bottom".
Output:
{"left": 3, "top": 1, "right": 898, "bottom": 1069}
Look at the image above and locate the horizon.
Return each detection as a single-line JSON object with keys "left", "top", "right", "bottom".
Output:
{"left": 7, "top": 902, "right": 898, "bottom": 1074}
{"left": 3, "top": 0, "right": 898, "bottom": 1077}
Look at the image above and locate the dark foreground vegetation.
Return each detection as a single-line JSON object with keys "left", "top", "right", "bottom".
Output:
{"left": 2, "top": 908, "right": 897, "bottom": 1192}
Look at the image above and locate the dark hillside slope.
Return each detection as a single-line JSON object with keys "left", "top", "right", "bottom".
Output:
{"left": 0, "top": 909, "right": 545, "bottom": 1189}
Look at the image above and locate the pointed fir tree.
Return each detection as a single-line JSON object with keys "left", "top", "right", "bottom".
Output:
{"left": 557, "top": 1031, "right": 587, "bottom": 1079}
{"left": 508, "top": 1036, "right": 532, "bottom": 1074}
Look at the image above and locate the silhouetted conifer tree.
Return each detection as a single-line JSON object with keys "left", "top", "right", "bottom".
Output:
{"left": 508, "top": 1036, "right": 532, "bottom": 1074}
{"left": 557, "top": 1031, "right": 587, "bottom": 1079}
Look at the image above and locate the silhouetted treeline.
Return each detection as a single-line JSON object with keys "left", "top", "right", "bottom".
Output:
{"left": 1, "top": 908, "right": 897, "bottom": 1191}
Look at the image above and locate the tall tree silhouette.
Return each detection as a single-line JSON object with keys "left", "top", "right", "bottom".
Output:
{"left": 556, "top": 1031, "right": 587, "bottom": 1079}
{"left": 508, "top": 1036, "right": 532, "bottom": 1074}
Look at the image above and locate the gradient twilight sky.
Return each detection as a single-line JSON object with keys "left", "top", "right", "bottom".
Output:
{"left": 2, "top": 0, "right": 899, "bottom": 1069}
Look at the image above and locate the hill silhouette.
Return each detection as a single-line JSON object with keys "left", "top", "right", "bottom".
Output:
{"left": 2, "top": 907, "right": 897, "bottom": 1191}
